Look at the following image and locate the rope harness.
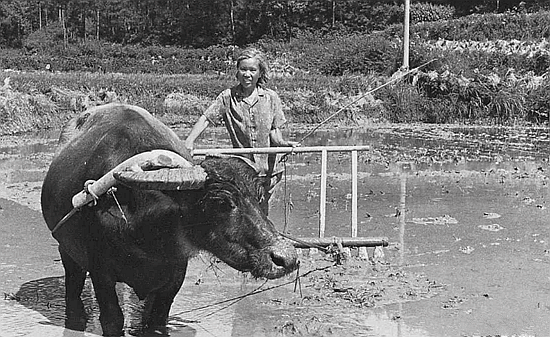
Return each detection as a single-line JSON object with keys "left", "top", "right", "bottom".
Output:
{"left": 51, "top": 180, "right": 103, "bottom": 234}
{"left": 107, "top": 186, "right": 128, "bottom": 224}
{"left": 83, "top": 180, "right": 100, "bottom": 205}
{"left": 52, "top": 179, "right": 128, "bottom": 234}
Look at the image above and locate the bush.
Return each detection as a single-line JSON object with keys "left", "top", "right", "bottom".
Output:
{"left": 4, "top": 8, "right": 550, "bottom": 127}
{"left": 525, "top": 82, "right": 550, "bottom": 123}
{"left": 23, "top": 23, "right": 66, "bottom": 53}
{"left": 316, "top": 33, "right": 401, "bottom": 76}
{"left": 410, "top": 3, "right": 456, "bottom": 23}
{"left": 410, "top": 11, "right": 550, "bottom": 41}
{"left": 407, "top": 68, "right": 532, "bottom": 124}
{"left": 259, "top": 29, "right": 412, "bottom": 76}
{"left": 336, "top": 2, "right": 455, "bottom": 33}
{"left": 0, "top": 41, "right": 238, "bottom": 75}
{"left": 375, "top": 81, "right": 454, "bottom": 123}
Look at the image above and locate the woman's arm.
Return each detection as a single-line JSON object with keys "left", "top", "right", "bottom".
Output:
{"left": 184, "top": 115, "right": 210, "bottom": 154}
{"left": 270, "top": 128, "right": 300, "bottom": 147}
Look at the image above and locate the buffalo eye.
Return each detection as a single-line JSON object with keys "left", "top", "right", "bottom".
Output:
{"left": 202, "top": 195, "right": 235, "bottom": 214}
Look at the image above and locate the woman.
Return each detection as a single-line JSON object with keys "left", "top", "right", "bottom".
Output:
{"left": 184, "top": 47, "right": 299, "bottom": 214}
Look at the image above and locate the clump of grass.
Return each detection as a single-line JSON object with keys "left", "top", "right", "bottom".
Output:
{"left": 0, "top": 78, "right": 59, "bottom": 134}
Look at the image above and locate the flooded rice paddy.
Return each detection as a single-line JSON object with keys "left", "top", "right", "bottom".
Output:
{"left": 1, "top": 124, "right": 549, "bottom": 337}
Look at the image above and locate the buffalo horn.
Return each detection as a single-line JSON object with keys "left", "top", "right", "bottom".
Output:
{"left": 113, "top": 167, "right": 207, "bottom": 190}
{"left": 72, "top": 150, "right": 195, "bottom": 208}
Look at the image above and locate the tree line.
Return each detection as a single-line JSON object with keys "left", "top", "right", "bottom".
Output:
{"left": 0, "top": 0, "right": 545, "bottom": 48}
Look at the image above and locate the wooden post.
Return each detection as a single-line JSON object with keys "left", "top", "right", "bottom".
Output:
{"left": 319, "top": 149, "right": 327, "bottom": 238}
{"left": 332, "top": 0, "right": 336, "bottom": 28}
{"left": 61, "top": 7, "right": 68, "bottom": 48}
{"left": 351, "top": 150, "right": 358, "bottom": 237}
{"left": 230, "top": 0, "right": 235, "bottom": 44}
{"left": 399, "top": 174, "right": 407, "bottom": 266}
{"left": 96, "top": 9, "right": 100, "bottom": 40}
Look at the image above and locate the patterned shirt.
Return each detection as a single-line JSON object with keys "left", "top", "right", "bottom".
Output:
{"left": 203, "top": 85, "right": 287, "bottom": 170}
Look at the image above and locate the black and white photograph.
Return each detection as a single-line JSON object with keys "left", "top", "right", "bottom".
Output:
{"left": 1, "top": 1, "right": 549, "bottom": 336}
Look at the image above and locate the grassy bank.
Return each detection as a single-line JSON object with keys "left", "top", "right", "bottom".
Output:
{"left": 1, "top": 66, "right": 548, "bottom": 136}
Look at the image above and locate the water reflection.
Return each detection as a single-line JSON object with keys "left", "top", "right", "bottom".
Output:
{"left": 6, "top": 275, "right": 199, "bottom": 337}
{"left": 359, "top": 305, "right": 431, "bottom": 337}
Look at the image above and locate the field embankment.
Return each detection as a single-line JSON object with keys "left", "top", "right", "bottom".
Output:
{"left": 0, "top": 70, "right": 388, "bottom": 135}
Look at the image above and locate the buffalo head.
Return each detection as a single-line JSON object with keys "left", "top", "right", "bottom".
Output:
{"left": 109, "top": 151, "right": 298, "bottom": 280}
{"left": 192, "top": 155, "right": 297, "bottom": 279}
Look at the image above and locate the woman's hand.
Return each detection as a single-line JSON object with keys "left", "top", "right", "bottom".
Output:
{"left": 184, "top": 140, "right": 194, "bottom": 156}
{"left": 285, "top": 141, "right": 301, "bottom": 147}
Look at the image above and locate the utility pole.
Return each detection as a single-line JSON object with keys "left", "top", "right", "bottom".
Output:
{"left": 60, "top": 7, "right": 68, "bottom": 48}
{"left": 230, "top": 0, "right": 235, "bottom": 44}
{"left": 39, "top": 2, "right": 42, "bottom": 30}
{"left": 402, "top": 0, "right": 410, "bottom": 70}
{"left": 332, "top": 0, "right": 336, "bottom": 28}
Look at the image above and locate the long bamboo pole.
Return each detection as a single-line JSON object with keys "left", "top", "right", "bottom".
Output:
{"left": 399, "top": 174, "right": 407, "bottom": 266}
{"left": 296, "top": 59, "right": 435, "bottom": 144}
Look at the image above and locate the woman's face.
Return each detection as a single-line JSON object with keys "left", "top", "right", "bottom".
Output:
{"left": 237, "top": 57, "right": 261, "bottom": 91}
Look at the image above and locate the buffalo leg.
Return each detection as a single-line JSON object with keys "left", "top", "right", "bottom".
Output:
{"left": 90, "top": 271, "right": 124, "bottom": 336}
{"left": 143, "top": 261, "right": 188, "bottom": 331}
{"left": 60, "top": 248, "right": 87, "bottom": 331}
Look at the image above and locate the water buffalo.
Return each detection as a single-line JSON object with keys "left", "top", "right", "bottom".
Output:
{"left": 41, "top": 103, "right": 298, "bottom": 336}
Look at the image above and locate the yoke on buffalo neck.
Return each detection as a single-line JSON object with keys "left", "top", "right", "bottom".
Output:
{"left": 52, "top": 150, "right": 207, "bottom": 233}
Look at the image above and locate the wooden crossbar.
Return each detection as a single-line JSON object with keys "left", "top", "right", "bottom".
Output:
{"left": 194, "top": 145, "right": 370, "bottom": 155}
{"left": 292, "top": 237, "right": 389, "bottom": 248}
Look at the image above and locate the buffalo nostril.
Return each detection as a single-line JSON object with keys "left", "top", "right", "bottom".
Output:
{"left": 270, "top": 250, "right": 297, "bottom": 270}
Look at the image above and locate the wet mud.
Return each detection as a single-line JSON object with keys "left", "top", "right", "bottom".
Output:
{"left": 1, "top": 125, "right": 549, "bottom": 337}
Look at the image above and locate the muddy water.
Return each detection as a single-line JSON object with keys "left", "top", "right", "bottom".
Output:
{"left": 1, "top": 125, "right": 550, "bottom": 337}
